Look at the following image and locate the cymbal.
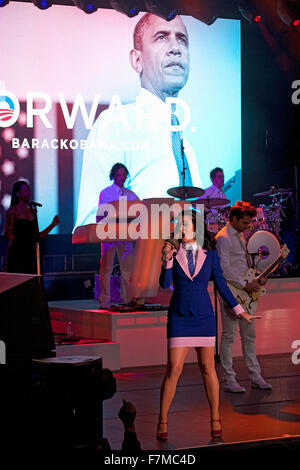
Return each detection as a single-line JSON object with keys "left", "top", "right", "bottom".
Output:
{"left": 254, "top": 188, "right": 292, "bottom": 197}
{"left": 167, "top": 186, "right": 204, "bottom": 199}
{"left": 268, "top": 188, "right": 292, "bottom": 197}
{"left": 193, "top": 197, "right": 230, "bottom": 207}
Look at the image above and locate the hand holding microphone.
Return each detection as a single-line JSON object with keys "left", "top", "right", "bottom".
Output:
{"left": 161, "top": 238, "right": 180, "bottom": 262}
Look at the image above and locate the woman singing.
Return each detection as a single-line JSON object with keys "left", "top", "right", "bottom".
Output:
{"left": 157, "top": 210, "right": 260, "bottom": 439}
{"left": 4, "top": 180, "right": 59, "bottom": 274}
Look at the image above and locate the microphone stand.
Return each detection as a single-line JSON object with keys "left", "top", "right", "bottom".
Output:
{"left": 295, "top": 164, "right": 300, "bottom": 273}
{"left": 249, "top": 253, "right": 257, "bottom": 270}
{"left": 181, "top": 138, "right": 188, "bottom": 200}
{"left": 28, "top": 202, "right": 41, "bottom": 276}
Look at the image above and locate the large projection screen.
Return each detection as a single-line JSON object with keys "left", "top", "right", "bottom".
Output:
{"left": 0, "top": 3, "right": 241, "bottom": 233}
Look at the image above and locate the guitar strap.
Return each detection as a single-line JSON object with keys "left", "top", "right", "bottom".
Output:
{"left": 237, "top": 232, "right": 253, "bottom": 269}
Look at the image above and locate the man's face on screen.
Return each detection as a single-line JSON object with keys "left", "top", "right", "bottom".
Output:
{"left": 137, "top": 15, "right": 190, "bottom": 99}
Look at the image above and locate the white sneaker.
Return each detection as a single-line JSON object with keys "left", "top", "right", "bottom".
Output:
{"left": 224, "top": 381, "right": 246, "bottom": 393}
{"left": 252, "top": 376, "right": 272, "bottom": 390}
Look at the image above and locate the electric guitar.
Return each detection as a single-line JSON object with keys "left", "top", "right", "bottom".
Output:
{"left": 225, "top": 244, "right": 290, "bottom": 316}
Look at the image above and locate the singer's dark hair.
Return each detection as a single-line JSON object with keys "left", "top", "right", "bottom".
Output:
{"left": 176, "top": 209, "right": 216, "bottom": 251}
{"left": 10, "top": 180, "right": 30, "bottom": 207}
{"left": 109, "top": 163, "right": 129, "bottom": 180}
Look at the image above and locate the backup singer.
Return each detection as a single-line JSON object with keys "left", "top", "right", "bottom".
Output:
{"left": 4, "top": 180, "right": 59, "bottom": 274}
{"left": 157, "top": 210, "right": 259, "bottom": 440}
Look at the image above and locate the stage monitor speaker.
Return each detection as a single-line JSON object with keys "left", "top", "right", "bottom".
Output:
{"left": 0, "top": 273, "right": 55, "bottom": 363}
{"left": 32, "top": 356, "right": 106, "bottom": 449}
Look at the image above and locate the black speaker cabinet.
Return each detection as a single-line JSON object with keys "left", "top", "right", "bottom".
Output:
{"left": 0, "top": 273, "right": 55, "bottom": 363}
{"left": 32, "top": 356, "right": 104, "bottom": 449}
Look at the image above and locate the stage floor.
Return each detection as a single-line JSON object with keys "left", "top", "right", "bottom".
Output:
{"left": 103, "top": 353, "right": 300, "bottom": 450}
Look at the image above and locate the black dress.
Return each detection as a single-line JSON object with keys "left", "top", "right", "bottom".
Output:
{"left": 5, "top": 218, "right": 39, "bottom": 274}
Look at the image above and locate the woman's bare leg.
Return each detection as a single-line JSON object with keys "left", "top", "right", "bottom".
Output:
{"left": 196, "top": 346, "right": 221, "bottom": 430}
{"left": 158, "top": 347, "right": 189, "bottom": 433}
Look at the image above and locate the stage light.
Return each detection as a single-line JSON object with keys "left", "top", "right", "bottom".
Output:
{"left": 187, "top": 0, "right": 218, "bottom": 26}
{"left": 145, "top": 0, "right": 177, "bottom": 22}
{"left": 110, "top": 1, "right": 139, "bottom": 18}
{"left": 73, "top": 0, "right": 98, "bottom": 14}
{"left": 33, "top": 0, "right": 52, "bottom": 10}
{"left": 192, "top": 12, "right": 217, "bottom": 26}
{"left": 0, "top": 0, "right": 9, "bottom": 6}
{"left": 277, "top": 0, "right": 300, "bottom": 27}
{"left": 238, "top": 3, "right": 262, "bottom": 24}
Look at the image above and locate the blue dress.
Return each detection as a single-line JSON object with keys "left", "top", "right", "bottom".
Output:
{"left": 159, "top": 246, "right": 242, "bottom": 348}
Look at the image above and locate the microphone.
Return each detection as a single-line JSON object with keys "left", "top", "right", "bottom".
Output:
{"left": 30, "top": 201, "right": 43, "bottom": 207}
{"left": 162, "top": 237, "right": 181, "bottom": 261}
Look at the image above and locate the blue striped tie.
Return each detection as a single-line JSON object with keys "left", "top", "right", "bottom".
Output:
{"left": 171, "top": 114, "right": 193, "bottom": 186}
{"left": 187, "top": 249, "right": 195, "bottom": 276}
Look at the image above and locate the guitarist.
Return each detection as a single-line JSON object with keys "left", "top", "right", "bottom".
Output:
{"left": 215, "top": 201, "right": 272, "bottom": 392}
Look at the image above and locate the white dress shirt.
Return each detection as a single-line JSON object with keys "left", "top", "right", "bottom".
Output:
{"left": 183, "top": 241, "right": 199, "bottom": 266}
{"left": 163, "top": 241, "right": 200, "bottom": 269}
{"left": 99, "top": 183, "right": 139, "bottom": 205}
{"left": 215, "top": 223, "right": 249, "bottom": 289}
{"left": 74, "top": 88, "right": 202, "bottom": 229}
{"left": 202, "top": 183, "right": 227, "bottom": 200}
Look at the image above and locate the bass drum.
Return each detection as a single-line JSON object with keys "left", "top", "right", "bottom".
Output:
{"left": 247, "top": 230, "right": 280, "bottom": 274}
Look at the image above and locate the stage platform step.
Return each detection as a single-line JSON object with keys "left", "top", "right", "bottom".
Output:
{"left": 49, "top": 277, "right": 300, "bottom": 369}
{"left": 50, "top": 300, "right": 176, "bottom": 369}
{"left": 55, "top": 340, "right": 120, "bottom": 371}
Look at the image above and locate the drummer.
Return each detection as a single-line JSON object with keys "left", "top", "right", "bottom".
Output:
{"left": 199, "top": 167, "right": 229, "bottom": 221}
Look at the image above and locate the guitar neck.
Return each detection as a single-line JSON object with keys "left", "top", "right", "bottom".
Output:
{"left": 257, "top": 254, "right": 283, "bottom": 280}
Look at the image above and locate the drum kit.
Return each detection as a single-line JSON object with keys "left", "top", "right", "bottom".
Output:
{"left": 167, "top": 184, "right": 293, "bottom": 274}
{"left": 167, "top": 184, "right": 230, "bottom": 235}
{"left": 245, "top": 186, "right": 292, "bottom": 273}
